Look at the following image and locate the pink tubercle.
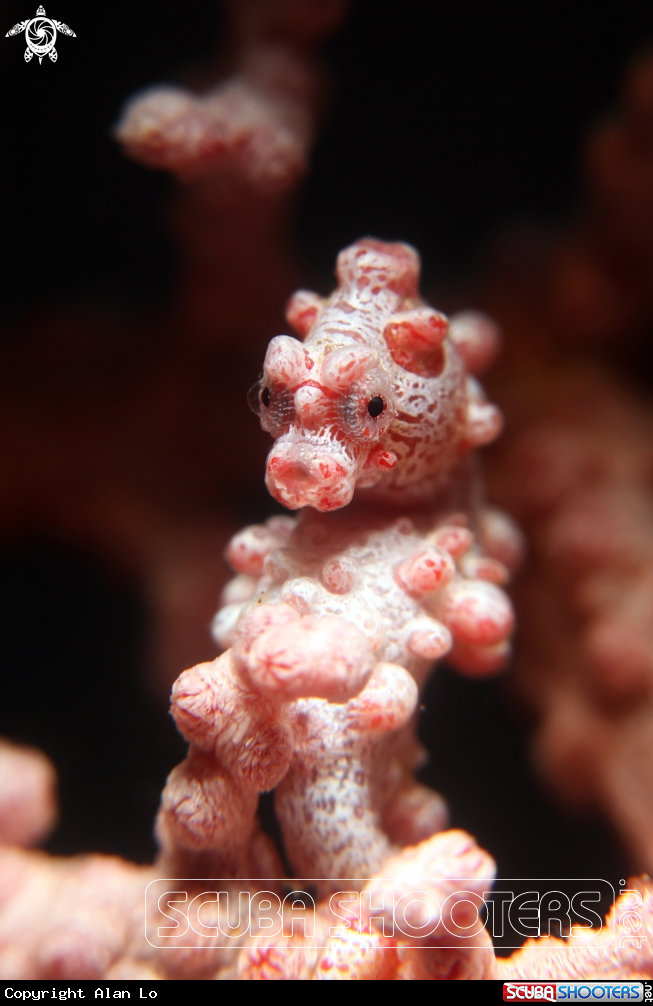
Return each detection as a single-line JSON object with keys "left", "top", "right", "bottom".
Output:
{"left": 246, "top": 614, "right": 374, "bottom": 703}
{"left": 443, "top": 580, "right": 515, "bottom": 648}
{"left": 395, "top": 547, "right": 456, "bottom": 596}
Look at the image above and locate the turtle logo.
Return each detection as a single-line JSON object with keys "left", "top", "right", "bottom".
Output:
{"left": 5, "top": 5, "right": 75, "bottom": 63}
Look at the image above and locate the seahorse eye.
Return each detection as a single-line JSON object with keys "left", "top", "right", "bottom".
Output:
{"left": 367, "top": 396, "right": 385, "bottom": 418}
{"left": 261, "top": 386, "right": 271, "bottom": 408}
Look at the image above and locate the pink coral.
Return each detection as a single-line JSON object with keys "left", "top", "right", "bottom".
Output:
{"left": 115, "top": 0, "right": 348, "bottom": 193}
{"left": 497, "top": 882, "right": 653, "bottom": 981}
{"left": 4, "top": 12, "right": 653, "bottom": 976}
{"left": 3, "top": 741, "right": 653, "bottom": 979}
{"left": 448, "top": 47, "right": 653, "bottom": 887}
{"left": 116, "top": 45, "right": 313, "bottom": 190}
{"left": 0, "top": 740, "right": 57, "bottom": 849}
{"left": 487, "top": 364, "right": 653, "bottom": 871}
{"left": 234, "top": 828, "right": 497, "bottom": 980}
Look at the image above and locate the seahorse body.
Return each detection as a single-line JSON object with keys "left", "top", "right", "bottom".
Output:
{"left": 162, "top": 239, "right": 519, "bottom": 886}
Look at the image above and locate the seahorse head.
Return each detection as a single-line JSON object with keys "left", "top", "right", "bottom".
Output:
{"left": 249, "top": 239, "right": 501, "bottom": 511}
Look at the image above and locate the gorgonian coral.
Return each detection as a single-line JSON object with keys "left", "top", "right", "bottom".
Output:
{"left": 4, "top": 4, "right": 653, "bottom": 984}
{"left": 0, "top": 236, "right": 651, "bottom": 980}
{"left": 479, "top": 49, "right": 653, "bottom": 876}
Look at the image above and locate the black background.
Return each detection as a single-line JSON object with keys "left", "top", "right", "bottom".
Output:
{"left": 0, "top": 0, "right": 647, "bottom": 934}
{"left": 4, "top": 0, "right": 653, "bottom": 313}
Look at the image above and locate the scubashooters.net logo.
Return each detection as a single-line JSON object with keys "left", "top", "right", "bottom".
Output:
{"left": 5, "top": 6, "right": 75, "bottom": 64}
{"left": 503, "top": 984, "right": 648, "bottom": 1001}
{"left": 145, "top": 878, "right": 617, "bottom": 950}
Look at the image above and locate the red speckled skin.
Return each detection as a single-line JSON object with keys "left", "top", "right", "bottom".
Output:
{"left": 252, "top": 239, "right": 501, "bottom": 512}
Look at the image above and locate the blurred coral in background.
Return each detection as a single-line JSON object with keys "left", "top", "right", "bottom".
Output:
{"left": 482, "top": 47, "right": 653, "bottom": 874}
{"left": 1, "top": 0, "right": 653, "bottom": 981}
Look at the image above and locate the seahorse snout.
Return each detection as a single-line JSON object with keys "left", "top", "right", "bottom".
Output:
{"left": 266, "top": 438, "right": 357, "bottom": 512}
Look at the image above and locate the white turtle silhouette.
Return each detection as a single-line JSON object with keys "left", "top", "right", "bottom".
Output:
{"left": 5, "top": 5, "right": 75, "bottom": 64}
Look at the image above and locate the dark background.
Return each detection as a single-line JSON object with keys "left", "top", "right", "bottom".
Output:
{"left": 0, "top": 0, "right": 647, "bottom": 939}
{"left": 3, "top": 0, "right": 653, "bottom": 315}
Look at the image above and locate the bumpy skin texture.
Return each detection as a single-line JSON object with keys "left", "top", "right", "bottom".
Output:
{"left": 275, "top": 661, "right": 418, "bottom": 881}
{"left": 249, "top": 239, "right": 502, "bottom": 511}
{"left": 210, "top": 506, "right": 518, "bottom": 882}
{"left": 156, "top": 646, "right": 294, "bottom": 879}
{"left": 132, "top": 243, "right": 518, "bottom": 980}
{"left": 160, "top": 602, "right": 418, "bottom": 884}
{"left": 199, "top": 241, "right": 518, "bottom": 886}
{"left": 216, "top": 510, "right": 518, "bottom": 680}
